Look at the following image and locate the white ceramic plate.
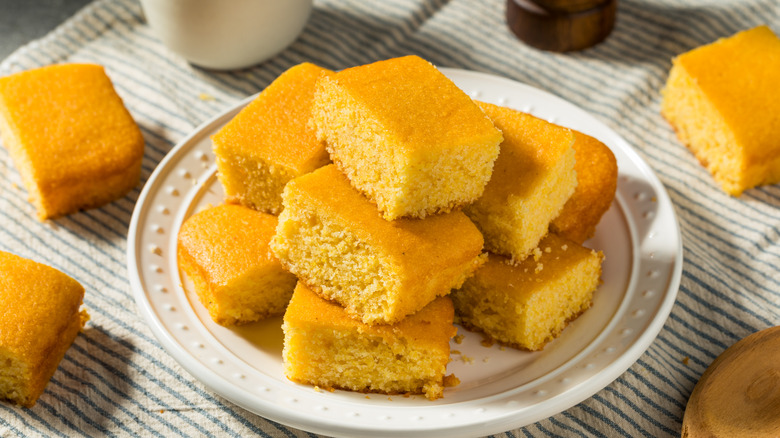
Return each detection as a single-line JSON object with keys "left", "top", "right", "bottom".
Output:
{"left": 128, "top": 69, "right": 682, "bottom": 438}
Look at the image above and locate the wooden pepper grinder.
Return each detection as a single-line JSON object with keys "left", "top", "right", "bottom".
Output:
{"left": 506, "top": 0, "right": 617, "bottom": 52}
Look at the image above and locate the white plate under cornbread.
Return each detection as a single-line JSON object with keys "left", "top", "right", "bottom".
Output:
{"left": 127, "top": 69, "right": 682, "bottom": 438}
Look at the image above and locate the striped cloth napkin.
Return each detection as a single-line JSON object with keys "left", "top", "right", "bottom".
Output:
{"left": 0, "top": 0, "right": 778, "bottom": 436}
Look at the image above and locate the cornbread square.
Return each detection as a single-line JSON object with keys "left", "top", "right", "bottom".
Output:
{"left": 550, "top": 131, "right": 618, "bottom": 244}
{"left": 0, "top": 251, "right": 89, "bottom": 407}
{"left": 0, "top": 64, "right": 144, "bottom": 220}
{"left": 311, "top": 55, "right": 503, "bottom": 220}
{"left": 464, "top": 102, "right": 577, "bottom": 262}
{"left": 271, "top": 164, "right": 486, "bottom": 325}
{"left": 177, "top": 204, "right": 297, "bottom": 326}
{"left": 212, "top": 63, "right": 332, "bottom": 214}
{"left": 283, "top": 282, "right": 456, "bottom": 400}
{"left": 451, "top": 234, "right": 603, "bottom": 351}
{"left": 661, "top": 26, "right": 780, "bottom": 196}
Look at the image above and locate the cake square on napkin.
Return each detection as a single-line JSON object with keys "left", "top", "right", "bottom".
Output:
{"left": 0, "top": 63, "right": 144, "bottom": 220}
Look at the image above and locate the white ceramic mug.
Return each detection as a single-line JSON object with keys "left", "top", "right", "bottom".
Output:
{"left": 140, "top": 0, "right": 313, "bottom": 70}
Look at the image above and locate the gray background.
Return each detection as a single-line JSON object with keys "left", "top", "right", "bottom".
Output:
{"left": 0, "top": 0, "right": 94, "bottom": 59}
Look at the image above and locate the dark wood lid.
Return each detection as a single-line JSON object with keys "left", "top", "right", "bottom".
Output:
{"left": 506, "top": 0, "right": 617, "bottom": 52}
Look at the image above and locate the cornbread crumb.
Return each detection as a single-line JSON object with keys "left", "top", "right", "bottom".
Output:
{"left": 283, "top": 284, "right": 456, "bottom": 400}
{"left": 452, "top": 234, "right": 603, "bottom": 351}
{"left": 443, "top": 374, "right": 460, "bottom": 388}
{"left": 272, "top": 165, "right": 486, "bottom": 325}
{"left": 177, "top": 204, "right": 297, "bottom": 326}
{"left": 453, "top": 334, "right": 465, "bottom": 344}
{"left": 466, "top": 102, "right": 577, "bottom": 261}
{"left": 0, "top": 251, "right": 89, "bottom": 407}
{"left": 213, "top": 63, "right": 332, "bottom": 214}
{"left": 311, "top": 56, "right": 502, "bottom": 220}
{"left": 0, "top": 64, "right": 144, "bottom": 220}
{"left": 661, "top": 26, "right": 780, "bottom": 195}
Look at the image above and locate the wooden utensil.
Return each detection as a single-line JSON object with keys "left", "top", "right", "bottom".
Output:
{"left": 682, "top": 325, "right": 780, "bottom": 437}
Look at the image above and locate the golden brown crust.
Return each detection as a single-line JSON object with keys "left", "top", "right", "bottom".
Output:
{"left": 550, "top": 131, "right": 618, "bottom": 244}
{"left": 212, "top": 63, "right": 332, "bottom": 214}
{"left": 466, "top": 102, "right": 577, "bottom": 260}
{"left": 177, "top": 204, "right": 296, "bottom": 326}
{"left": 311, "top": 56, "right": 502, "bottom": 220}
{"left": 272, "top": 164, "right": 485, "bottom": 325}
{"left": 212, "top": 63, "right": 331, "bottom": 174}
{"left": 283, "top": 283, "right": 454, "bottom": 400}
{"left": 0, "top": 63, "right": 144, "bottom": 220}
{"left": 21, "top": 308, "right": 88, "bottom": 408}
{"left": 0, "top": 251, "right": 87, "bottom": 407}
{"left": 451, "top": 235, "right": 603, "bottom": 351}
{"left": 456, "top": 299, "right": 593, "bottom": 352}
{"left": 660, "top": 26, "right": 780, "bottom": 195}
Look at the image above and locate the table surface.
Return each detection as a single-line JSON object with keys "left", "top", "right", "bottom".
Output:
{"left": 0, "top": 0, "right": 93, "bottom": 59}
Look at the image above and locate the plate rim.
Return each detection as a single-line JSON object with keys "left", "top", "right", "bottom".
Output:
{"left": 127, "top": 67, "right": 683, "bottom": 437}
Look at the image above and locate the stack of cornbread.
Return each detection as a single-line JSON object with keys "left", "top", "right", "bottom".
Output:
{"left": 177, "top": 55, "right": 616, "bottom": 400}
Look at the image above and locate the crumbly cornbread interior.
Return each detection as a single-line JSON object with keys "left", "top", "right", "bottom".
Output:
{"left": 271, "top": 165, "right": 485, "bottom": 325}
{"left": 660, "top": 25, "right": 780, "bottom": 195}
{"left": 465, "top": 102, "right": 577, "bottom": 262}
{"left": 282, "top": 283, "right": 456, "bottom": 400}
{"left": 212, "top": 62, "right": 331, "bottom": 214}
{"left": 311, "top": 55, "right": 502, "bottom": 220}
{"left": 452, "top": 234, "right": 603, "bottom": 351}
